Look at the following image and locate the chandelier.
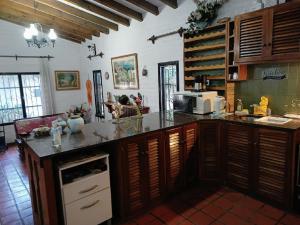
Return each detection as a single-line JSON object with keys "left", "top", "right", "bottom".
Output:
{"left": 23, "top": 23, "right": 57, "bottom": 48}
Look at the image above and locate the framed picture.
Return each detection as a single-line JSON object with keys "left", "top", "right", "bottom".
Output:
{"left": 111, "top": 53, "right": 139, "bottom": 89}
{"left": 55, "top": 71, "right": 80, "bottom": 91}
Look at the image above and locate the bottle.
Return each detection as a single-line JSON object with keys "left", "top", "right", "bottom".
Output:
{"left": 51, "top": 124, "right": 62, "bottom": 148}
{"left": 237, "top": 99, "right": 243, "bottom": 112}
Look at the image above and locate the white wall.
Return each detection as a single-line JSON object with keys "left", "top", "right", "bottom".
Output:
{"left": 0, "top": 0, "right": 284, "bottom": 143}
{"left": 79, "top": 0, "right": 276, "bottom": 119}
{"left": 0, "top": 20, "right": 83, "bottom": 143}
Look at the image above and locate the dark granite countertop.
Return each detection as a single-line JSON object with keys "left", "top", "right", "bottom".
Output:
{"left": 23, "top": 111, "right": 300, "bottom": 160}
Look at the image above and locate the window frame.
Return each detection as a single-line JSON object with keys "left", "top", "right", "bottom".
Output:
{"left": 0, "top": 72, "right": 41, "bottom": 126}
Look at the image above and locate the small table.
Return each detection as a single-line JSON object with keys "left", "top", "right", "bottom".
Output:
{"left": 104, "top": 102, "right": 150, "bottom": 118}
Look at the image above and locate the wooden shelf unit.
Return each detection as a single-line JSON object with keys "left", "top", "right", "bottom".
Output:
{"left": 225, "top": 21, "right": 248, "bottom": 112}
{"left": 183, "top": 22, "right": 229, "bottom": 100}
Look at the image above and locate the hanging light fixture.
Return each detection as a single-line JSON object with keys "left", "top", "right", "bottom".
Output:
{"left": 23, "top": 23, "right": 57, "bottom": 48}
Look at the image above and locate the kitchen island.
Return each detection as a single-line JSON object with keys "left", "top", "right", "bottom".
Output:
{"left": 23, "top": 111, "right": 300, "bottom": 225}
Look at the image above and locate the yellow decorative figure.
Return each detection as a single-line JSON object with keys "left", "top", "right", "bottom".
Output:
{"left": 254, "top": 96, "right": 269, "bottom": 116}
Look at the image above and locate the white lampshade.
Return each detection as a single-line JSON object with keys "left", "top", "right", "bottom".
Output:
{"left": 29, "top": 24, "right": 38, "bottom": 37}
{"left": 48, "top": 29, "right": 57, "bottom": 40}
{"left": 23, "top": 28, "right": 32, "bottom": 40}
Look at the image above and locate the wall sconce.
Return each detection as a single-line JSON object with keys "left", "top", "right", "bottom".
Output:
{"left": 142, "top": 66, "right": 148, "bottom": 76}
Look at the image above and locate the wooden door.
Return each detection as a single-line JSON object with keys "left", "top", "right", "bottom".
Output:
{"left": 165, "top": 127, "right": 184, "bottom": 193}
{"left": 234, "top": 10, "right": 271, "bottom": 63}
{"left": 144, "top": 132, "right": 165, "bottom": 204}
{"left": 225, "top": 123, "right": 253, "bottom": 192}
{"left": 199, "top": 121, "right": 220, "bottom": 181}
{"left": 121, "top": 136, "right": 147, "bottom": 216}
{"left": 183, "top": 123, "right": 199, "bottom": 185}
{"left": 255, "top": 128, "right": 291, "bottom": 205}
{"left": 270, "top": 2, "right": 300, "bottom": 61}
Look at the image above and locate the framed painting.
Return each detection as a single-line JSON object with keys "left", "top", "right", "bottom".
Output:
{"left": 55, "top": 71, "right": 80, "bottom": 91}
{"left": 111, "top": 53, "right": 139, "bottom": 89}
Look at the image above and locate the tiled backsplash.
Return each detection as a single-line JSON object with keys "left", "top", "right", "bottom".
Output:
{"left": 235, "top": 63, "right": 300, "bottom": 115}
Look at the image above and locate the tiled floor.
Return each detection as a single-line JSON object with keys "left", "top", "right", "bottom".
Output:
{"left": 1, "top": 146, "right": 300, "bottom": 225}
{"left": 0, "top": 146, "right": 33, "bottom": 225}
{"left": 122, "top": 187, "right": 300, "bottom": 225}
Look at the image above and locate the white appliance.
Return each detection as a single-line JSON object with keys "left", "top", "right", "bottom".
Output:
{"left": 214, "top": 96, "right": 226, "bottom": 115}
{"left": 173, "top": 91, "right": 218, "bottom": 114}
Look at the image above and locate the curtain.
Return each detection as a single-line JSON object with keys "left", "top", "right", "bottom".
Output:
{"left": 39, "top": 59, "right": 55, "bottom": 115}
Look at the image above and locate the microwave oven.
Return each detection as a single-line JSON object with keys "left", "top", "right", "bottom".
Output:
{"left": 173, "top": 91, "right": 217, "bottom": 114}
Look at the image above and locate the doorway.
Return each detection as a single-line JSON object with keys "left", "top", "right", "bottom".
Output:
{"left": 93, "top": 70, "right": 105, "bottom": 119}
{"left": 158, "top": 61, "right": 179, "bottom": 112}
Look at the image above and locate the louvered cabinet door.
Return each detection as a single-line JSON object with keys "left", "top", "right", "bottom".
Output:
{"left": 235, "top": 10, "right": 270, "bottom": 63}
{"left": 199, "top": 122, "right": 220, "bottom": 181}
{"left": 225, "top": 123, "right": 252, "bottom": 192}
{"left": 184, "top": 123, "right": 198, "bottom": 185}
{"left": 123, "top": 139, "right": 146, "bottom": 215}
{"left": 271, "top": 3, "right": 300, "bottom": 60}
{"left": 165, "top": 127, "right": 184, "bottom": 193}
{"left": 255, "top": 129, "right": 291, "bottom": 205}
{"left": 145, "top": 132, "right": 165, "bottom": 204}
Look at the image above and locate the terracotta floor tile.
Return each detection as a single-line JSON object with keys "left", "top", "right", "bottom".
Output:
{"left": 22, "top": 215, "right": 34, "bottom": 225}
{"left": 194, "top": 199, "right": 211, "bottom": 210}
{"left": 280, "top": 214, "right": 300, "bottom": 225}
{"left": 258, "top": 204, "right": 285, "bottom": 220}
{"left": 1, "top": 212, "right": 21, "bottom": 224}
{"left": 238, "top": 196, "right": 264, "bottom": 211}
{"left": 179, "top": 220, "right": 193, "bottom": 225}
{"left": 180, "top": 207, "right": 197, "bottom": 218}
{"left": 249, "top": 212, "right": 277, "bottom": 225}
{"left": 149, "top": 219, "right": 164, "bottom": 225}
{"left": 151, "top": 205, "right": 174, "bottom": 217}
{"left": 158, "top": 212, "right": 182, "bottom": 224}
{"left": 189, "top": 211, "right": 214, "bottom": 225}
{"left": 218, "top": 212, "right": 251, "bottom": 225}
{"left": 202, "top": 204, "right": 226, "bottom": 219}
{"left": 135, "top": 214, "right": 156, "bottom": 225}
{"left": 223, "top": 192, "right": 245, "bottom": 203}
{"left": 230, "top": 205, "right": 255, "bottom": 222}
{"left": 213, "top": 197, "right": 234, "bottom": 210}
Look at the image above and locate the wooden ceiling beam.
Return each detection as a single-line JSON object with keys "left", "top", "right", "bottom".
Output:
{"left": 63, "top": 0, "right": 130, "bottom": 26}
{"left": 7, "top": 0, "right": 109, "bottom": 34}
{"left": 126, "top": 0, "right": 159, "bottom": 16}
{"left": 0, "top": 12, "right": 84, "bottom": 43}
{"left": 0, "top": 2, "right": 95, "bottom": 40}
{"left": 92, "top": 0, "right": 143, "bottom": 22}
{"left": 37, "top": 0, "right": 117, "bottom": 31}
{"left": 159, "top": 0, "right": 178, "bottom": 9}
{"left": 0, "top": 8, "right": 88, "bottom": 42}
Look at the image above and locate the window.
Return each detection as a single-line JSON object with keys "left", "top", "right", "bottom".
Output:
{"left": 158, "top": 61, "right": 179, "bottom": 112}
{"left": 0, "top": 73, "right": 42, "bottom": 124}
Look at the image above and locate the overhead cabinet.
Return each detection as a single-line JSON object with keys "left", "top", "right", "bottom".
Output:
{"left": 234, "top": 2, "right": 300, "bottom": 64}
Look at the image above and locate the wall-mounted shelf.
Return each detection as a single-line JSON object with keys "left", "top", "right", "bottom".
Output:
{"left": 185, "top": 53, "right": 226, "bottom": 62}
{"left": 184, "top": 44, "right": 226, "bottom": 53}
{"left": 184, "top": 31, "right": 226, "bottom": 43}
{"left": 185, "top": 64, "right": 225, "bottom": 72}
{"left": 207, "top": 86, "right": 226, "bottom": 91}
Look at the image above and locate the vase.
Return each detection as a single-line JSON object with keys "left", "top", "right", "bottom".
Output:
{"left": 67, "top": 115, "right": 84, "bottom": 133}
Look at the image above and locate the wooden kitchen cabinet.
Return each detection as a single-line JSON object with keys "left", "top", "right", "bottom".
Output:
{"left": 118, "top": 131, "right": 165, "bottom": 217}
{"left": 224, "top": 123, "right": 253, "bottom": 192}
{"left": 165, "top": 123, "right": 198, "bottom": 193}
{"left": 234, "top": 2, "right": 300, "bottom": 64}
{"left": 224, "top": 123, "right": 293, "bottom": 207}
{"left": 198, "top": 121, "right": 221, "bottom": 181}
{"left": 254, "top": 128, "right": 292, "bottom": 206}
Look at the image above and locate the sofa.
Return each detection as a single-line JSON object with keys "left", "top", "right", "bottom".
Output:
{"left": 14, "top": 113, "right": 65, "bottom": 159}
